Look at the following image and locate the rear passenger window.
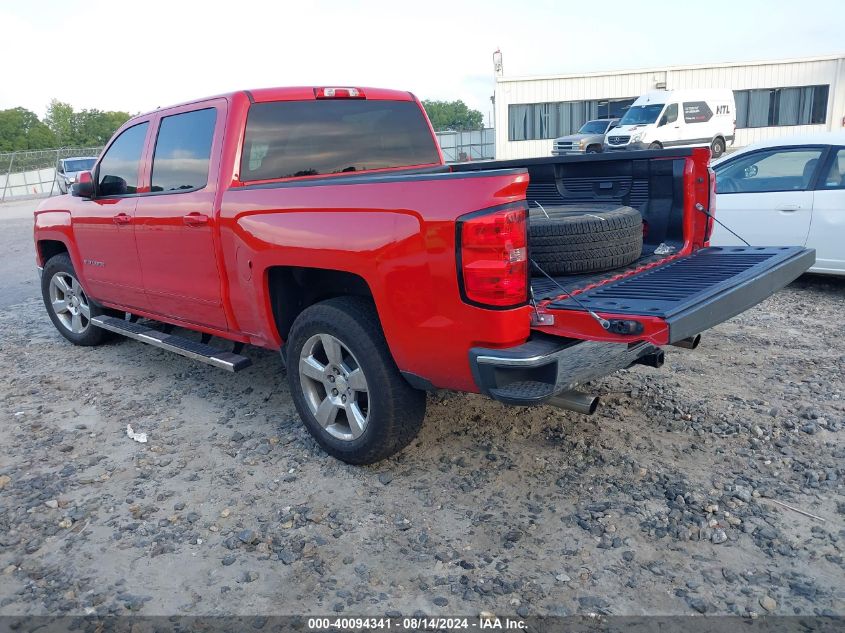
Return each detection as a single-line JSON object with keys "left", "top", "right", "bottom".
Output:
{"left": 240, "top": 100, "right": 440, "bottom": 181}
{"left": 823, "top": 149, "right": 844, "bottom": 189}
{"left": 97, "top": 122, "right": 148, "bottom": 196}
{"left": 151, "top": 108, "right": 216, "bottom": 193}
{"left": 683, "top": 101, "right": 713, "bottom": 123}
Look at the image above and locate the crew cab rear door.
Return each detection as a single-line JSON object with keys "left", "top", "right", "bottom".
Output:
{"left": 134, "top": 101, "right": 228, "bottom": 330}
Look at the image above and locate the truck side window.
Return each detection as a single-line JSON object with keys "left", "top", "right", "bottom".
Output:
{"left": 151, "top": 108, "right": 216, "bottom": 193}
{"left": 97, "top": 122, "right": 149, "bottom": 196}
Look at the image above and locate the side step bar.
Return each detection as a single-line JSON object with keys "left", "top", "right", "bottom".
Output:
{"left": 90, "top": 316, "right": 252, "bottom": 372}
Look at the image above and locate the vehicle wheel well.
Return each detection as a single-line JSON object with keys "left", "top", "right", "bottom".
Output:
{"left": 268, "top": 267, "right": 374, "bottom": 341}
{"left": 38, "top": 240, "right": 68, "bottom": 264}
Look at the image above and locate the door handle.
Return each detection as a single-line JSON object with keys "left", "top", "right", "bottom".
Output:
{"left": 183, "top": 212, "right": 209, "bottom": 227}
{"left": 113, "top": 213, "right": 131, "bottom": 225}
{"left": 778, "top": 204, "right": 801, "bottom": 212}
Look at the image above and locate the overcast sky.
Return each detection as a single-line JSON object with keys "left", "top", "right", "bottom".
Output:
{"left": 1, "top": 0, "right": 843, "bottom": 125}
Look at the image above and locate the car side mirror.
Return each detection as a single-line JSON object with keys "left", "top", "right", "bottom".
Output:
{"left": 72, "top": 171, "right": 95, "bottom": 198}
{"left": 743, "top": 165, "right": 758, "bottom": 179}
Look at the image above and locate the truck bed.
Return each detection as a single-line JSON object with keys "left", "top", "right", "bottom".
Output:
{"left": 453, "top": 149, "right": 695, "bottom": 301}
{"left": 530, "top": 251, "right": 668, "bottom": 300}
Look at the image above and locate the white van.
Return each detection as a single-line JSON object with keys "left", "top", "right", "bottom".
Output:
{"left": 604, "top": 89, "right": 736, "bottom": 158}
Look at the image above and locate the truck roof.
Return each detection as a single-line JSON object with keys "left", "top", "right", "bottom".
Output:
{"left": 128, "top": 86, "right": 417, "bottom": 123}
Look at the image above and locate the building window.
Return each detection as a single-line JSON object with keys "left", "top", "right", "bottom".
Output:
{"left": 734, "top": 85, "right": 828, "bottom": 128}
{"left": 508, "top": 97, "right": 635, "bottom": 141}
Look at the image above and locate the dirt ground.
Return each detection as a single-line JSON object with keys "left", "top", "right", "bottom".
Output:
{"left": 0, "top": 200, "right": 843, "bottom": 618}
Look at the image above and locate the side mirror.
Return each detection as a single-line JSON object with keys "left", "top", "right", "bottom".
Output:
{"left": 743, "top": 165, "right": 758, "bottom": 179}
{"left": 72, "top": 171, "right": 94, "bottom": 198}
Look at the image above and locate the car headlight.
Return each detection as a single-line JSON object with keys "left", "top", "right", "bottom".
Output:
{"left": 579, "top": 139, "right": 586, "bottom": 149}
{"left": 631, "top": 132, "right": 645, "bottom": 143}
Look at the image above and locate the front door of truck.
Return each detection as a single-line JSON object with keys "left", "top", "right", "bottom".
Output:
{"left": 72, "top": 121, "right": 150, "bottom": 310}
{"left": 134, "top": 102, "right": 228, "bottom": 330}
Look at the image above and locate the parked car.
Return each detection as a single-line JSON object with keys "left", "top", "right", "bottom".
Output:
{"left": 605, "top": 89, "right": 735, "bottom": 158}
{"left": 552, "top": 119, "right": 618, "bottom": 155}
{"left": 55, "top": 157, "right": 97, "bottom": 194}
{"left": 33, "top": 86, "right": 813, "bottom": 464}
{"left": 711, "top": 132, "right": 845, "bottom": 276}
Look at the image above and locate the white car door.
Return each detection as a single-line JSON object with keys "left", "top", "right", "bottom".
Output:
{"left": 711, "top": 146, "right": 823, "bottom": 247}
{"left": 806, "top": 147, "right": 845, "bottom": 274}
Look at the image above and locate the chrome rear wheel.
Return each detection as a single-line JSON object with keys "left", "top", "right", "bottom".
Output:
{"left": 298, "top": 333, "right": 370, "bottom": 441}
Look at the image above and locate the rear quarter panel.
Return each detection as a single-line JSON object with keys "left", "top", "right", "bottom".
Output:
{"left": 219, "top": 170, "right": 532, "bottom": 392}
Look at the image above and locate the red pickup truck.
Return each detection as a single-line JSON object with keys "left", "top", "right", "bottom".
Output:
{"left": 34, "top": 86, "right": 814, "bottom": 464}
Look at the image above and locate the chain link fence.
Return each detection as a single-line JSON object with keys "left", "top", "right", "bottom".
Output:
{"left": 0, "top": 147, "right": 103, "bottom": 201}
{"left": 435, "top": 128, "right": 494, "bottom": 163}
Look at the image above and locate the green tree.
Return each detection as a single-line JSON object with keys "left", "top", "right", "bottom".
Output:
{"left": 421, "top": 100, "right": 484, "bottom": 131}
{"left": 0, "top": 107, "right": 56, "bottom": 151}
{"left": 73, "top": 108, "right": 131, "bottom": 145}
{"left": 45, "top": 99, "right": 75, "bottom": 146}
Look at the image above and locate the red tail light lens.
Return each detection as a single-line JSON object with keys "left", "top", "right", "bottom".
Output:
{"left": 458, "top": 206, "right": 528, "bottom": 308}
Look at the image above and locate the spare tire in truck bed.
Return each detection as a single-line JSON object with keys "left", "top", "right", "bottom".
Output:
{"left": 528, "top": 204, "right": 643, "bottom": 275}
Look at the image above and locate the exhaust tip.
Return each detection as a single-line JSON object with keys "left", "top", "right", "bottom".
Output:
{"left": 671, "top": 334, "right": 701, "bottom": 350}
{"left": 548, "top": 390, "right": 600, "bottom": 415}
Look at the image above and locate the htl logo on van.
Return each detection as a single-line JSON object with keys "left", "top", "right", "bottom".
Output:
{"left": 715, "top": 105, "right": 730, "bottom": 115}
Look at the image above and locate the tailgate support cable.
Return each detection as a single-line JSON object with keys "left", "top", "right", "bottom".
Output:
{"left": 530, "top": 259, "right": 611, "bottom": 330}
{"left": 694, "top": 203, "right": 750, "bottom": 246}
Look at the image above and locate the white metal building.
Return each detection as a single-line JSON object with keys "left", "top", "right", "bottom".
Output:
{"left": 494, "top": 54, "right": 845, "bottom": 159}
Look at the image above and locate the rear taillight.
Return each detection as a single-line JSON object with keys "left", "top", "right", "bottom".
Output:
{"left": 458, "top": 205, "right": 528, "bottom": 308}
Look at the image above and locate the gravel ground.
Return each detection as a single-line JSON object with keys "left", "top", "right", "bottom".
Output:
{"left": 0, "top": 201, "right": 843, "bottom": 618}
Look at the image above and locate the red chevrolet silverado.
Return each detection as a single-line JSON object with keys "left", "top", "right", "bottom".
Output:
{"left": 33, "top": 86, "right": 814, "bottom": 464}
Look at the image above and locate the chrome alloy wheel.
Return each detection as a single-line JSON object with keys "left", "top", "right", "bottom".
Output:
{"left": 49, "top": 272, "right": 91, "bottom": 334}
{"left": 298, "top": 333, "right": 370, "bottom": 441}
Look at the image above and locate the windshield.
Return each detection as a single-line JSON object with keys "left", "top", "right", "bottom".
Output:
{"left": 619, "top": 104, "right": 664, "bottom": 126}
{"left": 578, "top": 120, "right": 610, "bottom": 134}
{"left": 62, "top": 158, "right": 96, "bottom": 173}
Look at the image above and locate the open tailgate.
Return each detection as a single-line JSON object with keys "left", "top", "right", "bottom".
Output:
{"left": 540, "top": 245, "right": 815, "bottom": 344}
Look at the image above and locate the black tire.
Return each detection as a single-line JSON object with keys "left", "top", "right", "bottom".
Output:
{"left": 529, "top": 205, "right": 643, "bottom": 275}
{"left": 286, "top": 296, "right": 426, "bottom": 464}
{"left": 711, "top": 137, "right": 726, "bottom": 159}
{"left": 41, "top": 253, "right": 110, "bottom": 346}
{"left": 585, "top": 145, "right": 602, "bottom": 154}
{"left": 648, "top": 142, "right": 663, "bottom": 150}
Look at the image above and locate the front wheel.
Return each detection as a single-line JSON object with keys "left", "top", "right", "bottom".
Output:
{"left": 41, "top": 253, "right": 110, "bottom": 346}
{"left": 286, "top": 296, "right": 426, "bottom": 464}
{"left": 711, "top": 137, "right": 726, "bottom": 159}
{"left": 648, "top": 142, "right": 663, "bottom": 150}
